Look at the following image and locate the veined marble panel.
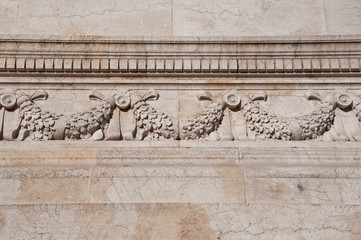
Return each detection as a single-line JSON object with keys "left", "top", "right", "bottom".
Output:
{"left": 1, "top": 0, "right": 361, "bottom": 36}
{"left": 173, "top": 0, "right": 327, "bottom": 36}
{"left": 0, "top": 0, "right": 172, "bottom": 36}
{"left": 0, "top": 142, "right": 360, "bottom": 206}
{"left": 0, "top": 203, "right": 360, "bottom": 240}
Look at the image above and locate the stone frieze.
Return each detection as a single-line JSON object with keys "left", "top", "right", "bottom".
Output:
{"left": 1, "top": 88, "right": 361, "bottom": 142}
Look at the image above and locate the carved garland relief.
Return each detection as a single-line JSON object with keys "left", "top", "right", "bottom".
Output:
{"left": 0, "top": 88, "right": 360, "bottom": 142}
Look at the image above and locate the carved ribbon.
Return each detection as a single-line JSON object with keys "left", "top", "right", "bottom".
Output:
{"left": 2, "top": 88, "right": 361, "bottom": 142}
{"left": 180, "top": 90, "right": 357, "bottom": 141}
{"left": 0, "top": 90, "right": 48, "bottom": 140}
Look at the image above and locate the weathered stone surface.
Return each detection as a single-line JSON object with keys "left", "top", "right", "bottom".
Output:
{"left": 173, "top": 0, "right": 327, "bottom": 36}
{"left": 90, "top": 177, "right": 244, "bottom": 203}
{"left": 324, "top": 0, "right": 361, "bottom": 35}
{"left": 0, "top": 0, "right": 172, "bottom": 36}
{"left": 0, "top": 143, "right": 245, "bottom": 204}
{"left": 1, "top": 0, "right": 360, "bottom": 36}
{"left": 0, "top": 178, "right": 89, "bottom": 205}
{"left": 0, "top": 203, "right": 360, "bottom": 239}
{"left": 0, "top": 142, "right": 361, "bottom": 208}
{"left": 0, "top": 5, "right": 359, "bottom": 236}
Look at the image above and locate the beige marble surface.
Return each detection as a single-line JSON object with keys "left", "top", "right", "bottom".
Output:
{"left": 0, "top": 0, "right": 172, "bottom": 36}
{"left": 0, "top": 203, "right": 360, "bottom": 239}
{"left": 324, "top": 0, "right": 361, "bottom": 35}
{"left": 173, "top": 0, "right": 327, "bottom": 36}
{"left": 0, "top": 142, "right": 361, "bottom": 206}
{"left": 0, "top": 0, "right": 360, "bottom": 36}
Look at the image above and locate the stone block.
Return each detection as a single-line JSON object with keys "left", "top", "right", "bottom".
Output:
{"left": 63, "top": 59, "right": 73, "bottom": 71}
{"left": 128, "top": 59, "right": 137, "bottom": 72}
{"left": 0, "top": 178, "right": 89, "bottom": 205}
{"left": 54, "top": 59, "right": 63, "bottom": 71}
{"left": 183, "top": 59, "right": 192, "bottom": 72}
{"left": 265, "top": 59, "right": 275, "bottom": 73}
{"left": 25, "top": 59, "right": 35, "bottom": 71}
{"left": 119, "top": 59, "right": 128, "bottom": 72}
{"left": 82, "top": 59, "right": 91, "bottom": 72}
{"left": 100, "top": 59, "right": 109, "bottom": 72}
{"left": 0, "top": 58, "right": 5, "bottom": 71}
{"left": 16, "top": 58, "right": 26, "bottom": 71}
{"left": 73, "top": 59, "right": 82, "bottom": 72}
{"left": 91, "top": 59, "right": 100, "bottom": 72}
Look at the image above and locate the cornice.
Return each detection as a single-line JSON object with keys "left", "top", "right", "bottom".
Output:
{"left": 0, "top": 35, "right": 360, "bottom": 78}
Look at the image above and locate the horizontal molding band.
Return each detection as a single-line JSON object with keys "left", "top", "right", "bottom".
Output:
{"left": 0, "top": 57, "right": 360, "bottom": 76}
{"left": 0, "top": 36, "right": 360, "bottom": 77}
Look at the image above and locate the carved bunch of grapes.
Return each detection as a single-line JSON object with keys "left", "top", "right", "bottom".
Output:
{"left": 181, "top": 101, "right": 224, "bottom": 140}
{"left": 243, "top": 101, "right": 292, "bottom": 140}
{"left": 64, "top": 102, "right": 113, "bottom": 140}
{"left": 19, "top": 99, "right": 60, "bottom": 140}
{"left": 296, "top": 101, "right": 335, "bottom": 140}
{"left": 133, "top": 101, "right": 177, "bottom": 140}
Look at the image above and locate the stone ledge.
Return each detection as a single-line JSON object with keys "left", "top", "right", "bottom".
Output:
{"left": 1, "top": 140, "right": 361, "bottom": 148}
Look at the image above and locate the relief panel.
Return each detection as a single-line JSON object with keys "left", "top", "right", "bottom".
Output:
{"left": 1, "top": 88, "right": 361, "bottom": 142}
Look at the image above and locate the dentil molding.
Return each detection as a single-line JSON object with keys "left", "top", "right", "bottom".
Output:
{"left": 0, "top": 35, "right": 360, "bottom": 78}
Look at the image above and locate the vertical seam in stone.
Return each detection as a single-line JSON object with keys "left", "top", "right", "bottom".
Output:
{"left": 236, "top": 59, "right": 239, "bottom": 73}
{"left": 15, "top": 57, "right": 18, "bottom": 72}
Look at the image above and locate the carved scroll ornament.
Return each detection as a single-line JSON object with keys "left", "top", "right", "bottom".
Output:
{"left": 1, "top": 88, "right": 361, "bottom": 142}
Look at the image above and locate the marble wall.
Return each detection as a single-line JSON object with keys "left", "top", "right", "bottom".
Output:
{"left": 0, "top": 142, "right": 361, "bottom": 239}
{"left": 0, "top": 0, "right": 361, "bottom": 239}
{"left": 0, "top": 0, "right": 360, "bottom": 36}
